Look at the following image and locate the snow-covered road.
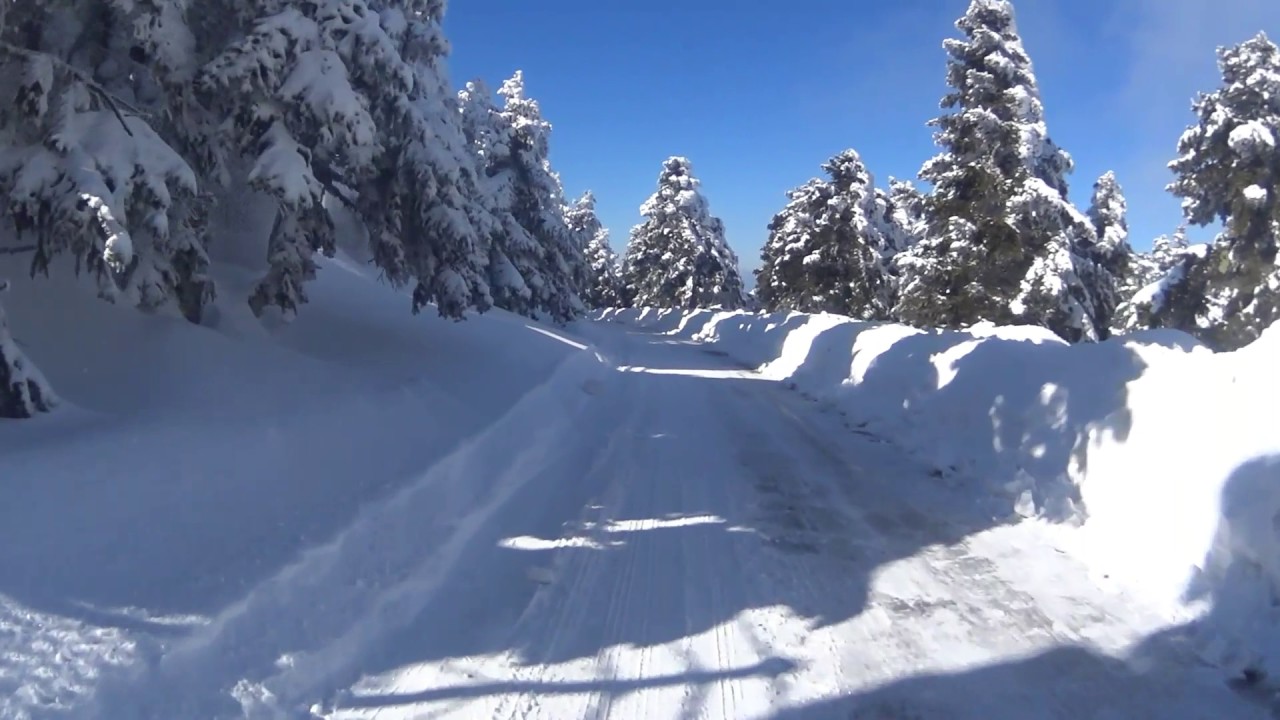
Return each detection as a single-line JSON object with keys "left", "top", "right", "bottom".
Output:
{"left": 70, "top": 320, "right": 1262, "bottom": 719}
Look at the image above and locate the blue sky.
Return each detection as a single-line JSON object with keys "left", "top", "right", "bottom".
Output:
{"left": 444, "top": 0, "right": 1280, "bottom": 280}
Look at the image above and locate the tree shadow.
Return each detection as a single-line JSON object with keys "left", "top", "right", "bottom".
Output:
{"left": 1180, "top": 454, "right": 1280, "bottom": 686}
{"left": 764, "top": 633, "right": 1267, "bottom": 719}
{"left": 762, "top": 454, "right": 1280, "bottom": 720}
{"left": 774, "top": 320, "right": 1166, "bottom": 521}
{"left": 341, "top": 658, "right": 798, "bottom": 712}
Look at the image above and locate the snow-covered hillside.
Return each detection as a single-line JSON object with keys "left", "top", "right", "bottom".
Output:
{"left": 600, "top": 307, "right": 1280, "bottom": 683}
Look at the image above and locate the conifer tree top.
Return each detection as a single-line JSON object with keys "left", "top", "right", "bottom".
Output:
{"left": 944, "top": 0, "right": 1042, "bottom": 121}
{"left": 1089, "top": 172, "right": 1128, "bottom": 238}
{"left": 822, "top": 150, "right": 871, "bottom": 185}
{"left": 925, "top": 0, "right": 1072, "bottom": 198}
{"left": 498, "top": 70, "right": 527, "bottom": 103}
{"left": 641, "top": 156, "right": 709, "bottom": 218}
{"left": 497, "top": 70, "right": 552, "bottom": 156}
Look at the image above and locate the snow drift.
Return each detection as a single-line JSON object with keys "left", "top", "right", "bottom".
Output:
{"left": 596, "top": 307, "right": 1280, "bottom": 678}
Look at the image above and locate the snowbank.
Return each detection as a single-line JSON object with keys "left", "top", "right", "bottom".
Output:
{"left": 595, "top": 307, "right": 1280, "bottom": 677}
{"left": 0, "top": 253, "right": 605, "bottom": 718}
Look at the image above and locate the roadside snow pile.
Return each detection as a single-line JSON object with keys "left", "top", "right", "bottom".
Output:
{"left": 0, "top": 254, "right": 604, "bottom": 719}
{"left": 596, "top": 306, "right": 1280, "bottom": 677}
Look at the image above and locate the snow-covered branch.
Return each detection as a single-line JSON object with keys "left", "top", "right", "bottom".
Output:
{"left": 0, "top": 41, "right": 146, "bottom": 136}
{"left": 0, "top": 280, "right": 57, "bottom": 418}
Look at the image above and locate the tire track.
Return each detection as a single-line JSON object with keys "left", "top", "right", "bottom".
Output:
{"left": 493, "top": 396, "right": 651, "bottom": 720}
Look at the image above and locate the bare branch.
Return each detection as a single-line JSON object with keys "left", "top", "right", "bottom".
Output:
{"left": 0, "top": 244, "right": 38, "bottom": 256}
{"left": 89, "top": 86, "right": 135, "bottom": 137}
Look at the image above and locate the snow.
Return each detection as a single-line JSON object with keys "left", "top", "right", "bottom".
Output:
{"left": 599, "top": 307, "right": 1280, "bottom": 682}
{"left": 1, "top": 249, "right": 1275, "bottom": 718}
{"left": 1228, "top": 120, "right": 1276, "bottom": 158}
{"left": 0, "top": 250, "right": 601, "bottom": 718}
{"left": 1243, "top": 184, "right": 1269, "bottom": 206}
{"left": 279, "top": 49, "right": 379, "bottom": 167}
{"left": 2, "top": 109, "right": 200, "bottom": 280}
{"left": 249, "top": 122, "right": 323, "bottom": 207}
{"left": 1131, "top": 243, "right": 1211, "bottom": 315}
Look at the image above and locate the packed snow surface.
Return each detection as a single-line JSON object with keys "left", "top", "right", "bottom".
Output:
{"left": 0, "top": 264, "right": 1275, "bottom": 718}
{"left": 602, "top": 307, "right": 1280, "bottom": 685}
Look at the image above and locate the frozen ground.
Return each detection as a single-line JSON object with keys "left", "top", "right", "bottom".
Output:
{"left": 0, "top": 263, "right": 1273, "bottom": 719}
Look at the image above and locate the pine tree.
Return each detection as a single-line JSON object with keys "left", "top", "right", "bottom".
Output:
{"left": 0, "top": 281, "right": 57, "bottom": 418}
{"left": 1, "top": 0, "right": 495, "bottom": 323}
{"left": 1112, "top": 226, "right": 1198, "bottom": 334}
{"left": 1143, "top": 32, "right": 1280, "bottom": 349}
{"left": 876, "top": 178, "right": 927, "bottom": 255}
{"left": 377, "top": 0, "right": 494, "bottom": 318}
{"left": 495, "top": 72, "right": 585, "bottom": 322}
{"left": 755, "top": 149, "right": 889, "bottom": 317}
{"left": 874, "top": 179, "right": 927, "bottom": 314}
{"left": 621, "top": 157, "right": 745, "bottom": 310}
{"left": 893, "top": 0, "right": 1104, "bottom": 342}
{"left": 1086, "top": 172, "right": 1134, "bottom": 281}
{"left": 0, "top": 1, "right": 207, "bottom": 318}
{"left": 193, "top": 0, "right": 494, "bottom": 320}
{"left": 459, "top": 73, "right": 584, "bottom": 322}
{"left": 1125, "top": 225, "right": 1192, "bottom": 298}
{"left": 458, "top": 78, "right": 537, "bottom": 316}
{"left": 565, "top": 191, "right": 623, "bottom": 309}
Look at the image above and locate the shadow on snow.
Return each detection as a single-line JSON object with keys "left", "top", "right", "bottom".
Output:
{"left": 2, "top": 311, "right": 1271, "bottom": 718}
{"left": 313, "top": 321, "right": 1269, "bottom": 717}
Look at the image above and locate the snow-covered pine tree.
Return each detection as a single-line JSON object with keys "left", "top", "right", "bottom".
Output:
{"left": 893, "top": 0, "right": 1106, "bottom": 342}
{"left": 1086, "top": 172, "right": 1134, "bottom": 286}
{"left": 1140, "top": 32, "right": 1280, "bottom": 349}
{"left": 873, "top": 178, "right": 927, "bottom": 315}
{"left": 1077, "top": 170, "right": 1133, "bottom": 333}
{"left": 562, "top": 191, "right": 596, "bottom": 297}
{"left": 622, "top": 157, "right": 745, "bottom": 310}
{"left": 195, "top": 0, "right": 387, "bottom": 318}
{"left": 495, "top": 72, "right": 585, "bottom": 322}
{"left": 876, "top": 178, "right": 927, "bottom": 255}
{"left": 0, "top": 281, "right": 56, "bottom": 418}
{"left": 3, "top": 0, "right": 496, "bottom": 333}
{"left": 376, "top": 0, "right": 493, "bottom": 318}
{"left": 196, "top": 0, "right": 491, "bottom": 319}
{"left": 459, "top": 73, "right": 584, "bottom": 322}
{"left": 565, "top": 191, "right": 623, "bottom": 309}
{"left": 755, "top": 149, "right": 890, "bottom": 317}
{"left": 0, "top": 1, "right": 207, "bottom": 319}
{"left": 458, "top": 78, "right": 538, "bottom": 316}
{"left": 1150, "top": 225, "right": 1191, "bottom": 273}
{"left": 1111, "top": 226, "right": 1201, "bottom": 334}
{"left": 1124, "top": 225, "right": 1192, "bottom": 298}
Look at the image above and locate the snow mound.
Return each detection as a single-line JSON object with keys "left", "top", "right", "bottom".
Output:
{"left": 599, "top": 306, "right": 1280, "bottom": 678}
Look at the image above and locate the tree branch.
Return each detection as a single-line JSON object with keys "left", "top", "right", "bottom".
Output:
{"left": 311, "top": 160, "right": 361, "bottom": 212}
{"left": 0, "top": 41, "right": 145, "bottom": 137}
{"left": 0, "top": 244, "right": 38, "bottom": 256}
